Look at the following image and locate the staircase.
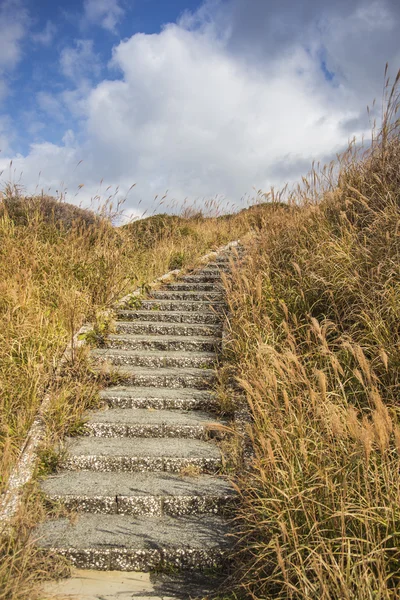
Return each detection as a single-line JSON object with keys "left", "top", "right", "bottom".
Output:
{"left": 35, "top": 249, "right": 240, "bottom": 594}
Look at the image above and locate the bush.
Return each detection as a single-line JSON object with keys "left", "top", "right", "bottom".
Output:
{"left": 0, "top": 195, "right": 99, "bottom": 229}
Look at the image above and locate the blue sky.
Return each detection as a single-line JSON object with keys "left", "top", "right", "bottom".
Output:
{"left": 5, "top": 0, "right": 203, "bottom": 154}
{"left": 0, "top": 0, "right": 399, "bottom": 217}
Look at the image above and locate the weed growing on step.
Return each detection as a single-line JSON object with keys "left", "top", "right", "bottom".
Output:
{"left": 180, "top": 464, "right": 202, "bottom": 477}
{"left": 125, "top": 294, "right": 143, "bottom": 309}
{"left": 78, "top": 311, "right": 115, "bottom": 347}
{"left": 213, "top": 365, "right": 238, "bottom": 417}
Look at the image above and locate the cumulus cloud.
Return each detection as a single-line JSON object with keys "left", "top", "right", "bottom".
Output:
{"left": 1, "top": 0, "right": 399, "bottom": 214}
{"left": 60, "top": 39, "right": 101, "bottom": 82}
{"left": 0, "top": 0, "right": 29, "bottom": 101}
{"left": 83, "top": 0, "right": 125, "bottom": 33}
{"left": 36, "top": 92, "right": 64, "bottom": 120}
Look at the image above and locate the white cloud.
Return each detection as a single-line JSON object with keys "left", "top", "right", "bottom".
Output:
{"left": 60, "top": 39, "right": 101, "bottom": 82}
{"left": 0, "top": 0, "right": 28, "bottom": 71}
{"left": 0, "top": 0, "right": 29, "bottom": 100}
{"left": 32, "top": 20, "right": 57, "bottom": 46}
{"left": 1, "top": 0, "right": 399, "bottom": 213}
{"left": 37, "top": 92, "right": 64, "bottom": 120}
{"left": 83, "top": 0, "right": 125, "bottom": 33}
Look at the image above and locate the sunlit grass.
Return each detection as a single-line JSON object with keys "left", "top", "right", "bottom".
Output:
{"left": 0, "top": 192, "right": 251, "bottom": 598}
{"left": 221, "top": 71, "right": 400, "bottom": 599}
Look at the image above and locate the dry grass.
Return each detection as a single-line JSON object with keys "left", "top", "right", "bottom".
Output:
{"left": 222, "top": 74, "right": 400, "bottom": 599}
{"left": 0, "top": 193, "right": 250, "bottom": 599}
{"left": 2, "top": 70, "right": 399, "bottom": 600}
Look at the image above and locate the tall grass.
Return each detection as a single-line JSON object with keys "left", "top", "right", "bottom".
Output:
{"left": 0, "top": 194, "right": 249, "bottom": 493}
{"left": 223, "top": 75, "right": 400, "bottom": 598}
{"left": 0, "top": 192, "right": 251, "bottom": 599}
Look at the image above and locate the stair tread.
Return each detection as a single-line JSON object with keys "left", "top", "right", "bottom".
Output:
{"left": 117, "top": 310, "right": 222, "bottom": 317}
{"left": 93, "top": 349, "right": 217, "bottom": 358}
{"left": 41, "top": 471, "right": 234, "bottom": 498}
{"left": 151, "top": 291, "right": 223, "bottom": 297}
{"left": 34, "top": 514, "right": 233, "bottom": 551}
{"left": 140, "top": 299, "right": 225, "bottom": 304}
{"left": 115, "top": 320, "right": 222, "bottom": 326}
{"left": 109, "top": 365, "right": 215, "bottom": 376}
{"left": 138, "top": 300, "right": 226, "bottom": 312}
{"left": 64, "top": 436, "right": 221, "bottom": 459}
{"left": 100, "top": 387, "right": 213, "bottom": 400}
{"left": 85, "top": 408, "right": 222, "bottom": 425}
{"left": 108, "top": 334, "right": 221, "bottom": 342}
{"left": 115, "top": 321, "right": 222, "bottom": 333}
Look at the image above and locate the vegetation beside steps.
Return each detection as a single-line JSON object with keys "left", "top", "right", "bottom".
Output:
{"left": 0, "top": 198, "right": 250, "bottom": 599}
{"left": 220, "top": 83, "right": 400, "bottom": 598}
{"left": 32, "top": 251, "right": 240, "bottom": 587}
{"left": 1, "top": 78, "right": 400, "bottom": 600}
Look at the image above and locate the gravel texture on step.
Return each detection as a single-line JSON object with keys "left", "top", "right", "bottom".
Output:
{"left": 115, "top": 310, "right": 222, "bottom": 324}
{"left": 92, "top": 349, "right": 217, "bottom": 369}
{"left": 150, "top": 291, "right": 224, "bottom": 301}
{"left": 34, "top": 514, "right": 233, "bottom": 571}
{"left": 41, "top": 471, "right": 235, "bottom": 516}
{"left": 100, "top": 387, "right": 217, "bottom": 410}
{"left": 82, "top": 408, "right": 224, "bottom": 439}
{"left": 109, "top": 366, "right": 216, "bottom": 389}
{"left": 166, "top": 283, "right": 221, "bottom": 292}
{"left": 62, "top": 436, "right": 222, "bottom": 473}
{"left": 115, "top": 321, "right": 222, "bottom": 337}
{"left": 106, "top": 334, "right": 221, "bottom": 353}
{"left": 139, "top": 300, "right": 226, "bottom": 312}
{"left": 182, "top": 274, "right": 224, "bottom": 283}
{"left": 198, "top": 263, "right": 230, "bottom": 270}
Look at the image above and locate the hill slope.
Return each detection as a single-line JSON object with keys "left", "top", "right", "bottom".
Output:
{"left": 222, "top": 85, "right": 400, "bottom": 598}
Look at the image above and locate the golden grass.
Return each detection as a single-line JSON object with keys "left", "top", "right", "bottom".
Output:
{"left": 2, "top": 70, "right": 399, "bottom": 600}
{"left": 0, "top": 194, "right": 250, "bottom": 598}
{"left": 222, "top": 74, "right": 400, "bottom": 598}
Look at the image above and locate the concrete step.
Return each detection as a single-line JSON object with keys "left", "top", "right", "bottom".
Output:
{"left": 41, "top": 471, "right": 235, "bottom": 516}
{"left": 61, "top": 436, "right": 222, "bottom": 474}
{"left": 200, "top": 263, "right": 230, "bottom": 270}
{"left": 165, "top": 283, "right": 220, "bottom": 292}
{"left": 139, "top": 299, "right": 225, "bottom": 312}
{"left": 34, "top": 247, "right": 242, "bottom": 584}
{"left": 108, "top": 366, "right": 216, "bottom": 389}
{"left": 150, "top": 291, "right": 224, "bottom": 301}
{"left": 106, "top": 334, "right": 221, "bottom": 353}
{"left": 93, "top": 349, "right": 217, "bottom": 369}
{"left": 100, "top": 387, "right": 217, "bottom": 410}
{"left": 115, "top": 309, "right": 221, "bottom": 324}
{"left": 183, "top": 273, "right": 223, "bottom": 283}
{"left": 82, "top": 408, "right": 225, "bottom": 439}
{"left": 114, "top": 320, "right": 222, "bottom": 337}
{"left": 34, "top": 514, "right": 233, "bottom": 571}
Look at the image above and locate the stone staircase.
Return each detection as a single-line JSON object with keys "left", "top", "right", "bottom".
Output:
{"left": 35, "top": 249, "right": 241, "bottom": 594}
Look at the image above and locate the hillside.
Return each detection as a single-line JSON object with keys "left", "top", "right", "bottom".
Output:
{"left": 221, "top": 87, "right": 400, "bottom": 597}
{"left": 1, "top": 82, "right": 400, "bottom": 600}
{"left": 0, "top": 196, "right": 253, "bottom": 494}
